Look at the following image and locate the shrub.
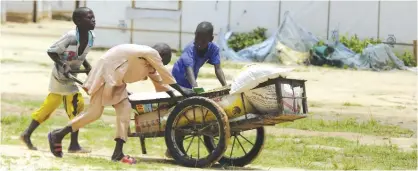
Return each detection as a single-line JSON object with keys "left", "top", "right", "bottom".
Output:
{"left": 396, "top": 51, "right": 416, "bottom": 67}
{"left": 227, "top": 27, "right": 268, "bottom": 52}
{"left": 337, "top": 34, "right": 415, "bottom": 67}
{"left": 339, "top": 34, "right": 382, "bottom": 54}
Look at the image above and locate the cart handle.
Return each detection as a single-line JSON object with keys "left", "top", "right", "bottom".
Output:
{"left": 69, "top": 69, "right": 90, "bottom": 74}
{"left": 67, "top": 74, "right": 84, "bottom": 85}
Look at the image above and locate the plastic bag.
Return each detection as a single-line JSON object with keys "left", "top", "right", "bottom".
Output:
{"left": 230, "top": 64, "right": 294, "bottom": 94}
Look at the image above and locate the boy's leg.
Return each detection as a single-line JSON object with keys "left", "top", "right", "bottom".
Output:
{"left": 63, "top": 92, "right": 91, "bottom": 153}
{"left": 48, "top": 92, "right": 104, "bottom": 158}
{"left": 111, "top": 98, "right": 136, "bottom": 164}
{"left": 21, "top": 93, "right": 62, "bottom": 150}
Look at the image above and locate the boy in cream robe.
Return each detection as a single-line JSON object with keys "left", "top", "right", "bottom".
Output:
{"left": 47, "top": 43, "right": 194, "bottom": 164}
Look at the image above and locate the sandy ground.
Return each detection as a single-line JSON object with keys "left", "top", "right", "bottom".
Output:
{"left": 1, "top": 20, "right": 417, "bottom": 169}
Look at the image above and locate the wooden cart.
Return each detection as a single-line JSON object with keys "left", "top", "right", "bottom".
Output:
{"left": 126, "top": 76, "right": 309, "bottom": 168}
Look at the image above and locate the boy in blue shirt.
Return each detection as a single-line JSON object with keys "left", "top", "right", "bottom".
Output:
{"left": 166, "top": 21, "right": 227, "bottom": 158}
{"left": 171, "top": 21, "right": 227, "bottom": 89}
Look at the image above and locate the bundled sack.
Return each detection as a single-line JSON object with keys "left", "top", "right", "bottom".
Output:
{"left": 230, "top": 64, "right": 304, "bottom": 115}
{"left": 245, "top": 84, "right": 303, "bottom": 115}
{"left": 230, "top": 64, "right": 294, "bottom": 94}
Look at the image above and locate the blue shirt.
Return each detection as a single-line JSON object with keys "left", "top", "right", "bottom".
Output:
{"left": 172, "top": 42, "right": 221, "bottom": 88}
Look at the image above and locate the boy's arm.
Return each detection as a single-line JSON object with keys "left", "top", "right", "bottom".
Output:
{"left": 179, "top": 47, "right": 198, "bottom": 88}
{"left": 82, "top": 60, "right": 92, "bottom": 74}
{"left": 149, "top": 73, "right": 195, "bottom": 98}
{"left": 47, "top": 52, "right": 65, "bottom": 66}
{"left": 169, "top": 84, "right": 195, "bottom": 97}
{"left": 214, "top": 64, "right": 227, "bottom": 86}
{"left": 209, "top": 47, "right": 227, "bottom": 86}
{"left": 47, "top": 33, "right": 72, "bottom": 76}
{"left": 186, "top": 67, "right": 198, "bottom": 87}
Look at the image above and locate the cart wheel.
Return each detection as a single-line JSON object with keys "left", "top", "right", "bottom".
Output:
{"left": 204, "top": 127, "right": 265, "bottom": 167}
{"left": 165, "top": 96, "right": 230, "bottom": 168}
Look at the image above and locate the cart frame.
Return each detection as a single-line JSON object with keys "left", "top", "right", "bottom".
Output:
{"left": 127, "top": 76, "right": 308, "bottom": 157}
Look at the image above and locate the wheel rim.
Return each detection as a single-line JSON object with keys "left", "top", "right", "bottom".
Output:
{"left": 170, "top": 105, "right": 223, "bottom": 161}
{"left": 208, "top": 129, "right": 258, "bottom": 159}
{"left": 203, "top": 127, "right": 265, "bottom": 167}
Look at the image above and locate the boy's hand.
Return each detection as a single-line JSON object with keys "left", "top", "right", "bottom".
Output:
{"left": 62, "top": 63, "right": 71, "bottom": 78}
{"left": 84, "top": 66, "right": 91, "bottom": 75}
{"left": 182, "top": 88, "right": 196, "bottom": 97}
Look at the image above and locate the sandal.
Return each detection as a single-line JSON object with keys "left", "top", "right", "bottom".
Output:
{"left": 48, "top": 132, "right": 63, "bottom": 158}
{"left": 120, "top": 155, "right": 137, "bottom": 165}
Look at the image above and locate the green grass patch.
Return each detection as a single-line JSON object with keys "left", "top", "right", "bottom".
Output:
{"left": 52, "top": 14, "right": 72, "bottom": 21}
{"left": 342, "top": 102, "right": 362, "bottom": 107}
{"left": 2, "top": 97, "right": 115, "bottom": 116}
{"left": 1, "top": 58, "right": 51, "bottom": 67}
{"left": 309, "top": 101, "right": 323, "bottom": 107}
{"left": 220, "top": 61, "right": 246, "bottom": 69}
{"left": 277, "top": 118, "right": 414, "bottom": 137}
{"left": 1, "top": 115, "right": 416, "bottom": 170}
{"left": 1, "top": 58, "right": 24, "bottom": 64}
{"left": 252, "top": 135, "right": 417, "bottom": 170}
{"left": 168, "top": 55, "right": 179, "bottom": 65}
{"left": 38, "top": 62, "right": 50, "bottom": 67}
{"left": 91, "top": 47, "right": 109, "bottom": 51}
{"left": 2, "top": 98, "right": 44, "bottom": 108}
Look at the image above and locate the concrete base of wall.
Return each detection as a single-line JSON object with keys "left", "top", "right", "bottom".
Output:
{"left": 51, "top": 11, "right": 72, "bottom": 21}
{"left": 6, "top": 11, "right": 51, "bottom": 23}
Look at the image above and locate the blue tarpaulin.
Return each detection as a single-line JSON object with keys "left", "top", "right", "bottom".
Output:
{"left": 217, "top": 11, "right": 415, "bottom": 72}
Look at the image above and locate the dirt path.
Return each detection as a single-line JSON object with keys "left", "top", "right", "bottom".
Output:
{"left": 0, "top": 144, "right": 301, "bottom": 170}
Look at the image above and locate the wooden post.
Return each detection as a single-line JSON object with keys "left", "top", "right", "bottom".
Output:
{"left": 130, "top": 0, "right": 135, "bottom": 44}
{"left": 32, "top": 0, "right": 37, "bottom": 23}
{"left": 1, "top": 1, "right": 6, "bottom": 24}
{"left": 414, "top": 40, "right": 417, "bottom": 66}
{"left": 178, "top": 0, "right": 183, "bottom": 51}
{"left": 75, "top": 0, "right": 80, "bottom": 8}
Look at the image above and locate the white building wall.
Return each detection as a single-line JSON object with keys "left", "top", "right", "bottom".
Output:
{"left": 230, "top": 1, "right": 280, "bottom": 37}
{"left": 86, "top": 1, "right": 132, "bottom": 48}
{"left": 280, "top": 1, "right": 329, "bottom": 39}
{"left": 329, "top": 1, "right": 379, "bottom": 39}
{"left": 379, "top": 1, "right": 417, "bottom": 44}
{"left": 49, "top": 0, "right": 75, "bottom": 12}
{"left": 4, "top": 1, "right": 34, "bottom": 13}
{"left": 181, "top": 0, "right": 230, "bottom": 50}
{"left": 83, "top": 0, "right": 416, "bottom": 51}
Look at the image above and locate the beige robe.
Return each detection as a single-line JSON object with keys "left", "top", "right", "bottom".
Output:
{"left": 82, "top": 44, "right": 176, "bottom": 106}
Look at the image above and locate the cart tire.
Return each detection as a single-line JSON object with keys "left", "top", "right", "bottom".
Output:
{"left": 165, "top": 96, "right": 230, "bottom": 168}
{"left": 204, "top": 127, "right": 265, "bottom": 167}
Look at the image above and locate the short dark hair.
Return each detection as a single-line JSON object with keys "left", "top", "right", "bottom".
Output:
{"left": 72, "top": 7, "right": 91, "bottom": 25}
{"left": 152, "top": 43, "right": 172, "bottom": 65}
{"left": 195, "top": 21, "right": 214, "bottom": 36}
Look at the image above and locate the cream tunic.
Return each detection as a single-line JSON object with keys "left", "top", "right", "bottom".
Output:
{"left": 82, "top": 44, "right": 176, "bottom": 106}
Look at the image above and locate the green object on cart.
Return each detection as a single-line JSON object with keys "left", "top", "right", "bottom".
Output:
{"left": 193, "top": 87, "right": 205, "bottom": 94}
